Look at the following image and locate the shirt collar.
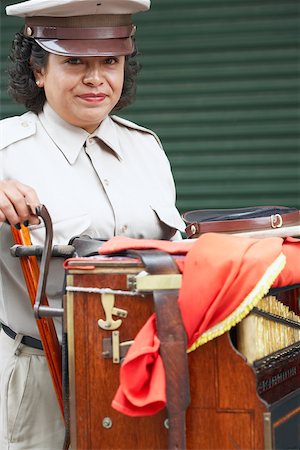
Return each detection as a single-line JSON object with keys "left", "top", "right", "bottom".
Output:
{"left": 38, "top": 103, "right": 123, "bottom": 164}
{"left": 94, "top": 116, "right": 124, "bottom": 160}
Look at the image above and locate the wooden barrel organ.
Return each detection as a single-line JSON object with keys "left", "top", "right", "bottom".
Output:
{"left": 65, "top": 255, "right": 300, "bottom": 450}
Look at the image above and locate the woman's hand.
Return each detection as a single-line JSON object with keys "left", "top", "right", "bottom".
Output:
{"left": 0, "top": 179, "right": 41, "bottom": 227}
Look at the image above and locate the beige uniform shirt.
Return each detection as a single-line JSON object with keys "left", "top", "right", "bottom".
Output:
{"left": 0, "top": 103, "right": 184, "bottom": 339}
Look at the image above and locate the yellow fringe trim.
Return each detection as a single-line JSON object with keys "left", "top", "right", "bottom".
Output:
{"left": 187, "top": 252, "right": 286, "bottom": 353}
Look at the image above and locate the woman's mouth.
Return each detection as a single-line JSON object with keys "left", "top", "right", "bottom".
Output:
{"left": 78, "top": 93, "right": 107, "bottom": 103}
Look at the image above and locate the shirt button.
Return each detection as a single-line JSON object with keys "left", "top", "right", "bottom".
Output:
{"left": 88, "top": 137, "right": 94, "bottom": 144}
{"left": 120, "top": 225, "right": 128, "bottom": 234}
{"left": 103, "top": 179, "right": 109, "bottom": 186}
{"left": 21, "top": 121, "right": 29, "bottom": 127}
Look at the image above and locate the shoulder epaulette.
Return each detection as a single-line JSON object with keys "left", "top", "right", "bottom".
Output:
{"left": 111, "top": 115, "right": 163, "bottom": 148}
{"left": 0, "top": 113, "right": 37, "bottom": 150}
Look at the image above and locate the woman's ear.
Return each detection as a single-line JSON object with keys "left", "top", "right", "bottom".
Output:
{"left": 34, "top": 71, "right": 45, "bottom": 88}
{"left": 32, "top": 64, "right": 45, "bottom": 88}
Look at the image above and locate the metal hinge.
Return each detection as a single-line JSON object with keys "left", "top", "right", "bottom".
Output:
{"left": 102, "top": 331, "right": 134, "bottom": 364}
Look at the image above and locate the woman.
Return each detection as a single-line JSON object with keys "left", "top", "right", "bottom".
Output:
{"left": 0, "top": 0, "right": 185, "bottom": 448}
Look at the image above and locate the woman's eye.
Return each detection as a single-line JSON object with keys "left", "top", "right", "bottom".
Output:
{"left": 105, "top": 57, "right": 118, "bottom": 65}
{"left": 66, "top": 58, "right": 82, "bottom": 65}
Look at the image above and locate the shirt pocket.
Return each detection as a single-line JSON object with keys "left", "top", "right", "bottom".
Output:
{"left": 28, "top": 213, "right": 91, "bottom": 246}
{"left": 151, "top": 204, "right": 186, "bottom": 239}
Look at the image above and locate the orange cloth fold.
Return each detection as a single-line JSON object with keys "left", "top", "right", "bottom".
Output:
{"left": 99, "top": 234, "right": 300, "bottom": 416}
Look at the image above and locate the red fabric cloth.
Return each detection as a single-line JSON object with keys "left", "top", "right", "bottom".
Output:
{"left": 99, "top": 236, "right": 192, "bottom": 255}
{"left": 99, "top": 234, "right": 300, "bottom": 416}
{"left": 272, "top": 237, "right": 300, "bottom": 287}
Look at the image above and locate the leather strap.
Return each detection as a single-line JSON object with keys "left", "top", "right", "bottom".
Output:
{"left": 33, "top": 205, "right": 54, "bottom": 319}
{"left": 24, "top": 24, "right": 135, "bottom": 40}
{"left": 1, "top": 323, "right": 43, "bottom": 350}
{"left": 185, "top": 209, "right": 299, "bottom": 237}
{"left": 126, "top": 250, "right": 190, "bottom": 450}
{"left": 155, "top": 289, "right": 189, "bottom": 450}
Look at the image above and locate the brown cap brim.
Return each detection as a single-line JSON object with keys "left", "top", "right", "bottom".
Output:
{"left": 24, "top": 16, "right": 136, "bottom": 56}
{"left": 35, "top": 37, "right": 134, "bottom": 56}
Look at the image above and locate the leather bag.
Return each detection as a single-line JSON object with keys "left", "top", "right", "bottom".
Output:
{"left": 182, "top": 206, "right": 300, "bottom": 238}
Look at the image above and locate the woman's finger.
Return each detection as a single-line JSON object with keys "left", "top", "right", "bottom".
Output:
{"left": 0, "top": 180, "right": 40, "bottom": 225}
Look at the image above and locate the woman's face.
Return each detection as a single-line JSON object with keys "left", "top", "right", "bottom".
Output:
{"left": 36, "top": 54, "right": 125, "bottom": 133}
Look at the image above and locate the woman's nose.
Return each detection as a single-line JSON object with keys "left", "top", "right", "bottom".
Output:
{"left": 82, "top": 66, "right": 104, "bottom": 86}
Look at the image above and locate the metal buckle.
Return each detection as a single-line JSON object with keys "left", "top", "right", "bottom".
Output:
{"left": 270, "top": 214, "right": 283, "bottom": 228}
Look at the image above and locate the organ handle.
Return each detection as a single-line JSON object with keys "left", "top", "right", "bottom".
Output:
{"left": 10, "top": 205, "right": 64, "bottom": 420}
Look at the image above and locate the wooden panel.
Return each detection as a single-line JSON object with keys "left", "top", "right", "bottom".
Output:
{"left": 186, "top": 333, "right": 266, "bottom": 449}
{"left": 187, "top": 410, "right": 254, "bottom": 450}
{"left": 217, "top": 334, "right": 263, "bottom": 410}
{"left": 188, "top": 339, "right": 218, "bottom": 408}
{"left": 67, "top": 271, "right": 168, "bottom": 450}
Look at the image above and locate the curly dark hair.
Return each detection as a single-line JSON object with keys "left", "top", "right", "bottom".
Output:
{"left": 7, "top": 31, "right": 141, "bottom": 114}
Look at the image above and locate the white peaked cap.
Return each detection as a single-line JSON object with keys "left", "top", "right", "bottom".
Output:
{"left": 6, "top": 0, "right": 151, "bottom": 57}
{"left": 6, "top": 0, "right": 150, "bottom": 17}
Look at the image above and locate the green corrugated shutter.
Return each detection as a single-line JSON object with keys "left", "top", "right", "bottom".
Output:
{"left": 1, "top": 0, "right": 299, "bottom": 214}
